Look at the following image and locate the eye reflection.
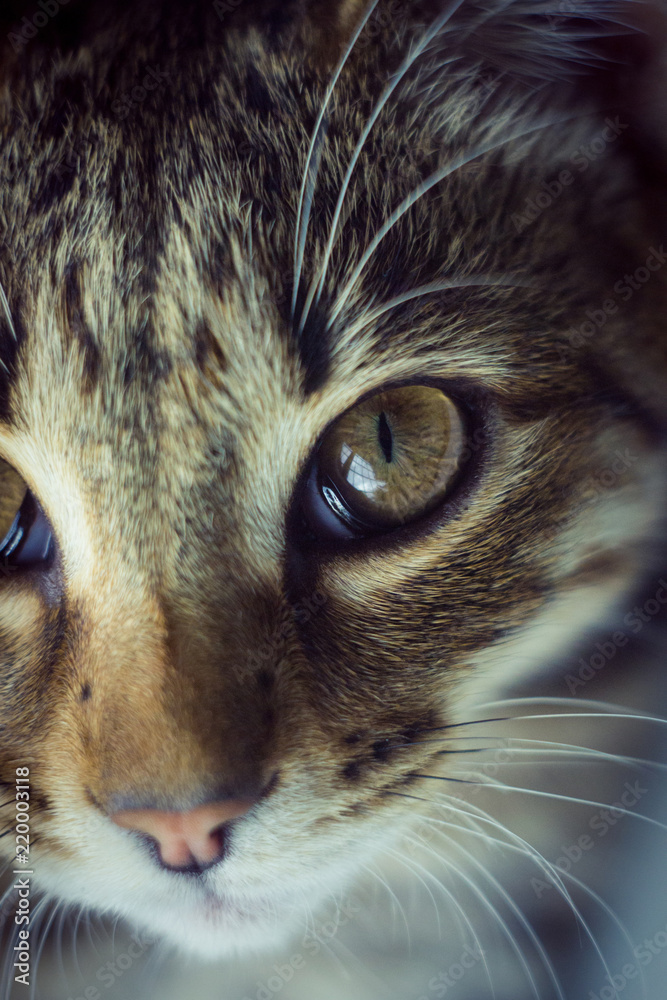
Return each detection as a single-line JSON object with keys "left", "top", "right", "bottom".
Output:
{"left": 339, "top": 444, "right": 388, "bottom": 496}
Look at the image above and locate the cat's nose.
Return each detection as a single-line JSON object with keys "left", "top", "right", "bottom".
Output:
{"left": 110, "top": 799, "right": 254, "bottom": 871}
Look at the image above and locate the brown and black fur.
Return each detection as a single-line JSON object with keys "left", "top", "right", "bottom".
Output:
{"left": 0, "top": 0, "right": 666, "bottom": 972}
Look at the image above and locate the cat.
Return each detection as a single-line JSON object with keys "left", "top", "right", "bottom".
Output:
{"left": 0, "top": 0, "right": 666, "bottom": 996}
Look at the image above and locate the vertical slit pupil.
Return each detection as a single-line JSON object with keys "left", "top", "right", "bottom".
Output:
{"left": 377, "top": 411, "right": 393, "bottom": 463}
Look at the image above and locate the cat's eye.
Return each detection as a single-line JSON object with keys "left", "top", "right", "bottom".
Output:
{"left": 302, "top": 385, "right": 467, "bottom": 540}
{"left": 0, "top": 459, "right": 53, "bottom": 570}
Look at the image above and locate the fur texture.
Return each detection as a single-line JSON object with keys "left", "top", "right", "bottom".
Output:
{"left": 0, "top": 0, "right": 665, "bottom": 965}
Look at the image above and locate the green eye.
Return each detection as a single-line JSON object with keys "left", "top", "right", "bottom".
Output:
{"left": 305, "top": 385, "right": 467, "bottom": 538}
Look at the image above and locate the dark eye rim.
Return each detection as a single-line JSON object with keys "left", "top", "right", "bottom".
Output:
{"left": 288, "top": 375, "right": 495, "bottom": 557}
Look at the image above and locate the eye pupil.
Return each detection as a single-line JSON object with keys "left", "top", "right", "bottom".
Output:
{"left": 377, "top": 411, "right": 393, "bottom": 463}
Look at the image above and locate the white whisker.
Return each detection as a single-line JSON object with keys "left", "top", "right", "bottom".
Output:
{"left": 357, "top": 858, "right": 413, "bottom": 948}
{"left": 70, "top": 904, "right": 87, "bottom": 987}
{"left": 420, "top": 774, "right": 667, "bottom": 834}
{"left": 328, "top": 106, "right": 602, "bottom": 328}
{"left": 471, "top": 695, "right": 667, "bottom": 720}
{"left": 54, "top": 903, "right": 70, "bottom": 995}
{"left": 405, "top": 798, "right": 641, "bottom": 991}
{"left": 386, "top": 838, "right": 444, "bottom": 939}
{"left": 382, "top": 839, "right": 496, "bottom": 996}
{"left": 430, "top": 837, "right": 552, "bottom": 1000}
{"left": 291, "top": 0, "right": 380, "bottom": 320}
{"left": 0, "top": 280, "right": 16, "bottom": 374}
{"left": 300, "top": 0, "right": 468, "bottom": 329}
{"left": 430, "top": 820, "right": 599, "bottom": 999}
{"left": 441, "top": 740, "right": 667, "bottom": 771}
{"left": 0, "top": 281, "right": 17, "bottom": 342}
{"left": 341, "top": 274, "right": 534, "bottom": 341}
{"left": 30, "top": 897, "right": 59, "bottom": 1000}
{"left": 393, "top": 791, "right": 577, "bottom": 919}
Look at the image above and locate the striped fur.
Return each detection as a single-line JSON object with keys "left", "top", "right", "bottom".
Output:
{"left": 0, "top": 0, "right": 665, "bottom": 959}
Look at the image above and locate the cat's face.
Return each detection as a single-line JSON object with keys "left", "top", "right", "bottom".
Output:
{"left": 0, "top": 0, "right": 665, "bottom": 960}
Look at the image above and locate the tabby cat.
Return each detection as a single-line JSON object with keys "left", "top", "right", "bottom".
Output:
{"left": 0, "top": 0, "right": 666, "bottom": 994}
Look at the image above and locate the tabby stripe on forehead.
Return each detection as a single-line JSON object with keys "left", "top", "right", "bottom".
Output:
{"left": 293, "top": 296, "right": 333, "bottom": 397}
{"left": 64, "top": 265, "right": 102, "bottom": 391}
{"left": 194, "top": 318, "right": 227, "bottom": 384}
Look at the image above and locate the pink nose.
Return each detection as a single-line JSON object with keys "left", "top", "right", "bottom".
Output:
{"left": 111, "top": 799, "right": 254, "bottom": 869}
